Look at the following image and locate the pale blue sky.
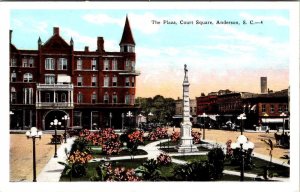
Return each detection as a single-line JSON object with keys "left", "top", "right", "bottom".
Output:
{"left": 10, "top": 9, "right": 290, "bottom": 98}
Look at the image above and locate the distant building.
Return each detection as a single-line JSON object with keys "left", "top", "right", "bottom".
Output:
{"left": 9, "top": 16, "right": 140, "bottom": 130}
{"left": 173, "top": 98, "right": 197, "bottom": 126}
{"left": 261, "top": 77, "right": 267, "bottom": 94}
{"left": 195, "top": 89, "right": 289, "bottom": 130}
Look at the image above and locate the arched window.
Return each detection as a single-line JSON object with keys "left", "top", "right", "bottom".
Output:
{"left": 23, "top": 73, "right": 33, "bottom": 82}
{"left": 61, "top": 93, "right": 66, "bottom": 102}
{"left": 91, "top": 92, "right": 97, "bottom": 103}
{"left": 112, "top": 93, "right": 117, "bottom": 104}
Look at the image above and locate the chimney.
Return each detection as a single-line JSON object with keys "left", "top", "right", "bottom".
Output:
{"left": 53, "top": 27, "right": 59, "bottom": 35}
{"left": 84, "top": 46, "right": 89, "bottom": 52}
{"left": 97, "top": 37, "right": 104, "bottom": 52}
{"left": 9, "top": 30, "right": 12, "bottom": 44}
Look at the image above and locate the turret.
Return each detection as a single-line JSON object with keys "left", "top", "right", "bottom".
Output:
{"left": 119, "top": 15, "right": 135, "bottom": 53}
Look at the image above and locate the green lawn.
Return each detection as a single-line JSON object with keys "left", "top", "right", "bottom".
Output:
{"left": 90, "top": 148, "right": 148, "bottom": 158}
{"left": 173, "top": 155, "right": 208, "bottom": 162}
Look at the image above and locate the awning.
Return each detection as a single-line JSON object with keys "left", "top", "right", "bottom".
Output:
{"left": 261, "top": 118, "right": 288, "bottom": 123}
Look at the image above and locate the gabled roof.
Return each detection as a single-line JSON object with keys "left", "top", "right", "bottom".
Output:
{"left": 119, "top": 16, "right": 135, "bottom": 45}
{"left": 42, "top": 29, "right": 70, "bottom": 51}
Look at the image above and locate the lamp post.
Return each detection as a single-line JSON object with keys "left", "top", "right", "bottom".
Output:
{"left": 26, "top": 127, "right": 42, "bottom": 182}
{"left": 202, "top": 113, "right": 208, "bottom": 140}
{"left": 62, "top": 115, "right": 69, "bottom": 143}
{"left": 109, "top": 112, "right": 112, "bottom": 128}
{"left": 126, "top": 111, "right": 133, "bottom": 129}
{"left": 231, "top": 135, "right": 255, "bottom": 181}
{"left": 121, "top": 113, "right": 124, "bottom": 132}
{"left": 51, "top": 118, "right": 61, "bottom": 158}
{"left": 280, "top": 112, "right": 287, "bottom": 135}
{"left": 237, "top": 113, "right": 247, "bottom": 135}
{"left": 148, "top": 112, "right": 153, "bottom": 123}
{"left": 138, "top": 113, "right": 143, "bottom": 128}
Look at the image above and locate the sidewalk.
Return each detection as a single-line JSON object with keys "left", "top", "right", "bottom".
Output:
{"left": 37, "top": 137, "right": 75, "bottom": 182}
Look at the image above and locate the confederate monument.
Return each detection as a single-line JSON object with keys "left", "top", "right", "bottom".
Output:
{"left": 177, "top": 64, "right": 199, "bottom": 152}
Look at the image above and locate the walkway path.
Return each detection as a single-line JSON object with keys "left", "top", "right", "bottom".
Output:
{"left": 37, "top": 137, "right": 75, "bottom": 182}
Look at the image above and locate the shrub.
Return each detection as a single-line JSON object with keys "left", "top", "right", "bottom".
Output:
{"left": 173, "top": 161, "right": 211, "bottom": 181}
{"left": 207, "top": 147, "right": 225, "bottom": 179}
{"left": 157, "top": 153, "right": 172, "bottom": 165}
{"left": 135, "top": 159, "right": 162, "bottom": 181}
{"left": 192, "top": 131, "right": 201, "bottom": 144}
{"left": 171, "top": 131, "right": 180, "bottom": 142}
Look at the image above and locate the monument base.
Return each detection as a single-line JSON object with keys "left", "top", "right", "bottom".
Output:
{"left": 177, "top": 138, "right": 199, "bottom": 153}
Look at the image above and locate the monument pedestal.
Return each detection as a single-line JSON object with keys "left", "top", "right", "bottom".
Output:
{"left": 177, "top": 123, "right": 198, "bottom": 153}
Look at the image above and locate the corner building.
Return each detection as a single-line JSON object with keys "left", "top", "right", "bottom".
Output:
{"left": 9, "top": 16, "right": 140, "bottom": 130}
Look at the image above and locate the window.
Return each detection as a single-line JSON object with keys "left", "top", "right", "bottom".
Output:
{"left": 130, "top": 94, "right": 135, "bottom": 105}
{"left": 278, "top": 105, "right": 282, "bottom": 112}
{"left": 45, "top": 93, "right": 51, "bottom": 102}
{"left": 73, "top": 111, "right": 82, "bottom": 126}
{"left": 131, "top": 61, "right": 135, "bottom": 71}
{"left": 11, "top": 72, "right": 16, "bottom": 82}
{"left": 112, "top": 76, "right": 117, "bottom": 87}
{"left": 23, "top": 88, "right": 33, "bottom": 104}
{"left": 125, "top": 60, "right": 131, "bottom": 70}
{"left": 55, "top": 93, "right": 59, "bottom": 102}
{"left": 125, "top": 94, "right": 130, "bottom": 104}
{"left": 11, "top": 87, "right": 17, "bottom": 104}
{"left": 104, "top": 76, "right": 109, "bottom": 87}
{"left": 262, "top": 104, "right": 266, "bottom": 113}
{"left": 284, "top": 105, "right": 288, "bottom": 112}
{"left": 61, "top": 93, "right": 66, "bottom": 102}
{"left": 104, "top": 59, "right": 109, "bottom": 70}
{"left": 23, "top": 73, "right": 33, "bottom": 82}
{"left": 112, "top": 59, "right": 118, "bottom": 70}
{"left": 91, "top": 59, "right": 97, "bottom": 70}
{"left": 92, "top": 76, "right": 97, "bottom": 86}
{"left": 77, "top": 59, "right": 82, "bottom": 70}
{"left": 131, "top": 77, "right": 135, "bottom": 87}
{"left": 22, "top": 58, "right": 29, "bottom": 67}
{"left": 77, "top": 76, "right": 83, "bottom": 86}
{"left": 104, "top": 93, "right": 109, "bottom": 104}
{"left": 45, "top": 58, "right": 55, "bottom": 70}
{"left": 112, "top": 94, "right": 117, "bottom": 104}
{"left": 10, "top": 58, "right": 17, "bottom": 67}
{"left": 125, "top": 77, "right": 130, "bottom": 86}
{"left": 29, "top": 58, "right": 34, "bottom": 67}
{"left": 91, "top": 92, "right": 97, "bottom": 103}
{"left": 58, "top": 58, "right": 68, "bottom": 70}
{"left": 270, "top": 105, "right": 274, "bottom": 113}
{"left": 77, "top": 92, "right": 83, "bottom": 103}
{"left": 45, "top": 74, "right": 55, "bottom": 84}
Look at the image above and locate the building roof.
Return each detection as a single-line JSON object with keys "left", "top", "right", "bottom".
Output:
{"left": 119, "top": 16, "right": 135, "bottom": 45}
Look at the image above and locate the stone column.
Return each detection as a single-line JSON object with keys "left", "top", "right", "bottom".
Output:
{"left": 177, "top": 64, "right": 198, "bottom": 153}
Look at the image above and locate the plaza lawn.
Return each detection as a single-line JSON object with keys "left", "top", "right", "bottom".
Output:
{"left": 224, "top": 157, "right": 289, "bottom": 178}
{"left": 173, "top": 155, "right": 208, "bottom": 162}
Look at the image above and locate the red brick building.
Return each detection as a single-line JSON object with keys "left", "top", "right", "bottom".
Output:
{"left": 9, "top": 16, "right": 140, "bottom": 130}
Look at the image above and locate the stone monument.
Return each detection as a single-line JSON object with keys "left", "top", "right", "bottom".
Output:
{"left": 177, "top": 64, "right": 199, "bottom": 153}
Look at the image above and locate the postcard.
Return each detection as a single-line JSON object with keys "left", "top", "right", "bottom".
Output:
{"left": 0, "top": 1, "right": 299, "bottom": 192}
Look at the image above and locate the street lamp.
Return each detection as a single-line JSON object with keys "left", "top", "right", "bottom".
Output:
{"left": 138, "top": 113, "right": 143, "bottom": 128}
{"left": 26, "top": 127, "right": 42, "bottom": 182}
{"left": 280, "top": 112, "right": 287, "bottom": 135}
{"left": 237, "top": 113, "right": 247, "bottom": 135}
{"left": 202, "top": 113, "right": 208, "bottom": 140}
{"left": 121, "top": 113, "right": 124, "bottom": 132}
{"left": 51, "top": 118, "right": 61, "bottom": 158}
{"left": 126, "top": 111, "right": 133, "bottom": 129}
{"left": 62, "top": 115, "right": 69, "bottom": 143}
{"left": 148, "top": 112, "right": 153, "bottom": 123}
{"left": 231, "top": 135, "right": 255, "bottom": 181}
{"left": 109, "top": 112, "right": 112, "bottom": 128}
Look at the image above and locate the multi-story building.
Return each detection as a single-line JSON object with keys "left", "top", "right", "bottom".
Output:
{"left": 9, "top": 16, "right": 140, "bottom": 130}
{"left": 195, "top": 89, "right": 289, "bottom": 130}
{"left": 173, "top": 98, "right": 197, "bottom": 126}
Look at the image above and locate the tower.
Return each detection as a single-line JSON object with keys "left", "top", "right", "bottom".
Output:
{"left": 119, "top": 15, "right": 135, "bottom": 53}
{"left": 261, "top": 77, "right": 267, "bottom": 94}
{"left": 177, "top": 64, "right": 198, "bottom": 153}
